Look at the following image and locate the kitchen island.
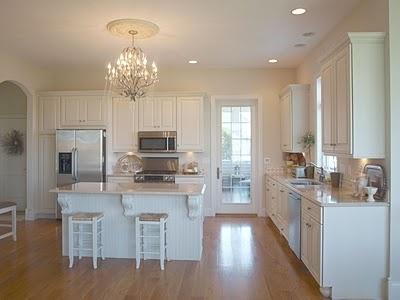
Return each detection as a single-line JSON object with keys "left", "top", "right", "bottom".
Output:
{"left": 50, "top": 182, "right": 206, "bottom": 260}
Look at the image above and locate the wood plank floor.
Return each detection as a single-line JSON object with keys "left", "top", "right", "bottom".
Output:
{"left": 0, "top": 217, "right": 325, "bottom": 300}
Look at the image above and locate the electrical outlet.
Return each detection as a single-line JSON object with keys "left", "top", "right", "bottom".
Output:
{"left": 264, "top": 157, "right": 271, "bottom": 164}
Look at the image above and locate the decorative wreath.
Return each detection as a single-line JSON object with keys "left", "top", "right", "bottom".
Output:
{"left": 1, "top": 129, "right": 24, "bottom": 155}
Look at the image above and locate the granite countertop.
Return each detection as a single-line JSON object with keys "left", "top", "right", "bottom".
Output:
{"left": 266, "top": 174, "right": 389, "bottom": 207}
{"left": 107, "top": 172, "right": 205, "bottom": 177}
{"left": 50, "top": 182, "right": 206, "bottom": 196}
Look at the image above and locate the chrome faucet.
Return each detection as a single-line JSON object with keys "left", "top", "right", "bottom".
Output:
{"left": 309, "top": 162, "right": 325, "bottom": 183}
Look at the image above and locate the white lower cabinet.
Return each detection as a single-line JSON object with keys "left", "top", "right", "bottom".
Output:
{"left": 175, "top": 176, "right": 205, "bottom": 185}
{"left": 266, "top": 176, "right": 388, "bottom": 299}
{"left": 301, "top": 202, "right": 322, "bottom": 284}
{"left": 38, "top": 135, "right": 57, "bottom": 213}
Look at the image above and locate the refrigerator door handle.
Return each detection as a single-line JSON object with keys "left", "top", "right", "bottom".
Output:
{"left": 74, "top": 147, "right": 79, "bottom": 181}
{"left": 71, "top": 147, "right": 76, "bottom": 181}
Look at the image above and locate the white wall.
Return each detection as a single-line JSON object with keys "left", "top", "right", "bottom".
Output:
{"left": 0, "top": 82, "right": 27, "bottom": 211}
{"left": 388, "top": 0, "right": 400, "bottom": 298}
{"left": 0, "top": 50, "right": 53, "bottom": 218}
{"left": 296, "top": 0, "right": 388, "bottom": 179}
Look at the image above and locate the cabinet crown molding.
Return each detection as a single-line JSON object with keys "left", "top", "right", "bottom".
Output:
{"left": 319, "top": 31, "right": 386, "bottom": 64}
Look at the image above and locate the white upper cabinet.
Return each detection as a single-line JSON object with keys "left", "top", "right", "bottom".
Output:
{"left": 38, "top": 96, "right": 60, "bottom": 134}
{"left": 138, "top": 96, "right": 176, "bottom": 131}
{"left": 112, "top": 97, "right": 137, "bottom": 152}
{"left": 176, "top": 96, "right": 204, "bottom": 152}
{"left": 279, "top": 84, "right": 309, "bottom": 152}
{"left": 60, "top": 94, "right": 107, "bottom": 127}
{"left": 321, "top": 32, "right": 386, "bottom": 158}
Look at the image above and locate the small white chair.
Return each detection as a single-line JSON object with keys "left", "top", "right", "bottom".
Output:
{"left": 0, "top": 201, "right": 16, "bottom": 241}
{"left": 68, "top": 212, "right": 105, "bottom": 269}
{"left": 135, "top": 213, "right": 168, "bottom": 270}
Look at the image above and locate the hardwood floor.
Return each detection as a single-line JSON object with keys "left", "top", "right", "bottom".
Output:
{"left": 0, "top": 217, "right": 325, "bottom": 300}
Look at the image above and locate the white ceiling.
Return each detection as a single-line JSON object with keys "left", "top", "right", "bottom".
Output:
{"left": 0, "top": 0, "right": 361, "bottom": 70}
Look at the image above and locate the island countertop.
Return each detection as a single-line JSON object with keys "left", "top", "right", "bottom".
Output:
{"left": 50, "top": 182, "right": 206, "bottom": 196}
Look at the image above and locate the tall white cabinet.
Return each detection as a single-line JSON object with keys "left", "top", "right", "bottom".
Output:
{"left": 321, "top": 32, "right": 386, "bottom": 158}
{"left": 279, "top": 85, "right": 309, "bottom": 152}
{"left": 37, "top": 95, "right": 60, "bottom": 215}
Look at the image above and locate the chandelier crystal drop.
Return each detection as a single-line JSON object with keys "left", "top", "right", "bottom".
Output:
{"left": 105, "top": 30, "right": 158, "bottom": 102}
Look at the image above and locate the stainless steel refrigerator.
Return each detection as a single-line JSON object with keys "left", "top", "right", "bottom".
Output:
{"left": 56, "top": 129, "right": 106, "bottom": 217}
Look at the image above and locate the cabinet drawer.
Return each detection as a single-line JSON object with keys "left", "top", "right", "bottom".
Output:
{"left": 301, "top": 198, "right": 322, "bottom": 224}
{"left": 107, "top": 176, "right": 134, "bottom": 183}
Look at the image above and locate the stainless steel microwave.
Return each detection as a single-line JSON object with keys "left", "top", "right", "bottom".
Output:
{"left": 138, "top": 131, "right": 177, "bottom": 153}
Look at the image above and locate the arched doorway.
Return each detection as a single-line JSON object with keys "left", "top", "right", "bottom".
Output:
{"left": 0, "top": 81, "right": 27, "bottom": 213}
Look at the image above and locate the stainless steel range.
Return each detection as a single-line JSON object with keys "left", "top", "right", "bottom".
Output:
{"left": 133, "top": 157, "right": 178, "bottom": 183}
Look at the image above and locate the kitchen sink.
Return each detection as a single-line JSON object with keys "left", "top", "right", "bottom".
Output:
{"left": 290, "top": 180, "right": 322, "bottom": 186}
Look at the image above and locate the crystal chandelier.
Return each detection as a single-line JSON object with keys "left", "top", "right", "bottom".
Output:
{"left": 105, "top": 26, "right": 158, "bottom": 102}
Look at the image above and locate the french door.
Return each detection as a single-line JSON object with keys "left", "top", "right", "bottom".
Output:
{"left": 214, "top": 100, "right": 257, "bottom": 214}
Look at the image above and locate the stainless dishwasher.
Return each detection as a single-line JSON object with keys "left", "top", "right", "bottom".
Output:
{"left": 288, "top": 191, "right": 301, "bottom": 258}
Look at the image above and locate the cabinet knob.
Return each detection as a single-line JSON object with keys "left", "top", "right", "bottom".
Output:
{"left": 307, "top": 207, "right": 311, "bottom": 210}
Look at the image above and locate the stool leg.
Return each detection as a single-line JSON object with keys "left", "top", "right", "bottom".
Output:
{"left": 160, "top": 218, "right": 165, "bottom": 270}
{"left": 12, "top": 206, "right": 17, "bottom": 241}
{"left": 92, "top": 218, "right": 98, "bottom": 269}
{"left": 135, "top": 217, "right": 140, "bottom": 269}
{"left": 78, "top": 223, "right": 83, "bottom": 260}
{"left": 165, "top": 221, "right": 170, "bottom": 261}
{"left": 100, "top": 219, "right": 105, "bottom": 260}
{"left": 68, "top": 217, "right": 74, "bottom": 268}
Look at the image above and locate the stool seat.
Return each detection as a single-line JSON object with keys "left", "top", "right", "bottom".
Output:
{"left": 72, "top": 212, "right": 104, "bottom": 221}
{"left": 0, "top": 201, "right": 16, "bottom": 209}
{"left": 139, "top": 213, "right": 168, "bottom": 221}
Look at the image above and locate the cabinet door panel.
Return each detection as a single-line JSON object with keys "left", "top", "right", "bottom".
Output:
{"left": 334, "top": 46, "right": 352, "bottom": 155}
{"left": 139, "top": 97, "right": 157, "bottom": 131}
{"left": 280, "top": 93, "right": 292, "bottom": 151}
{"left": 177, "top": 97, "right": 204, "bottom": 151}
{"left": 60, "top": 96, "right": 81, "bottom": 126}
{"left": 309, "top": 217, "right": 322, "bottom": 284}
{"left": 112, "top": 97, "right": 136, "bottom": 152}
{"left": 84, "top": 96, "right": 106, "bottom": 125}
{"left": 301, "top": 212, "right": 310, "bottom": 266}
{"left": 38, "top": 135, "right": 56, "bottom": 211}
{"left": 39, "top": 96, "right": 60, "bottom": 134}
{"left": 321, "top": 62, "right": 335, "bottom": 153}
{"left": 158, "top": 97, "right": 176, "bottom": 131}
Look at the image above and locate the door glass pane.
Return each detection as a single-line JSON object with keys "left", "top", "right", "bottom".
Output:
{"left": 221, "top": 106, "right": 252, "bottom": 204}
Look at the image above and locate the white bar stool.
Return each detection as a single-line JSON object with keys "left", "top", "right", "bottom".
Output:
{"left": 135, "top": 213, "right": 168, "bottom": 270}
{"left": 68, "top": 212, "right": 105, "bottom": 269}
{"left": 0, "top": 201, "right": 17, "bottom": 241}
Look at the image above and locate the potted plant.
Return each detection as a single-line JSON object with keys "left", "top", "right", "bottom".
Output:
{"left": 301, "top": 131, "right": 315, "bottom": 178}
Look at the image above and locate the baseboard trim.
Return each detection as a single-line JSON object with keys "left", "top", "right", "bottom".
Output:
{"left": 388, "top": 278, "right": 400, "bottom": 300}
{"left": 25, "top": 209, "right": 56, "bottom": 220}
{"left": 215, "top": 213, "right": 258, "bottom": 218}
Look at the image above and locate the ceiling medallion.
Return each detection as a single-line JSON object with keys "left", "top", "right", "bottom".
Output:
{"left": 105, "top": 19, "right": 159, "bottom": 102}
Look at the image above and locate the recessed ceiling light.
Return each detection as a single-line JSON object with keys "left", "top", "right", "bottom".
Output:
{"left": 294, "top": 43, "right": 306, "bottom": 47}
{"left": 188, "top": 60, "right": 198, "bottom": 64}
{"left": 268, "top": 59, "right": 278, "bottom": 63}
{"left": 291, "top": 8, "right": 307, "bottom": 15}
{"left": 302, "top": 32, "right": 315, "bottom": 37}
